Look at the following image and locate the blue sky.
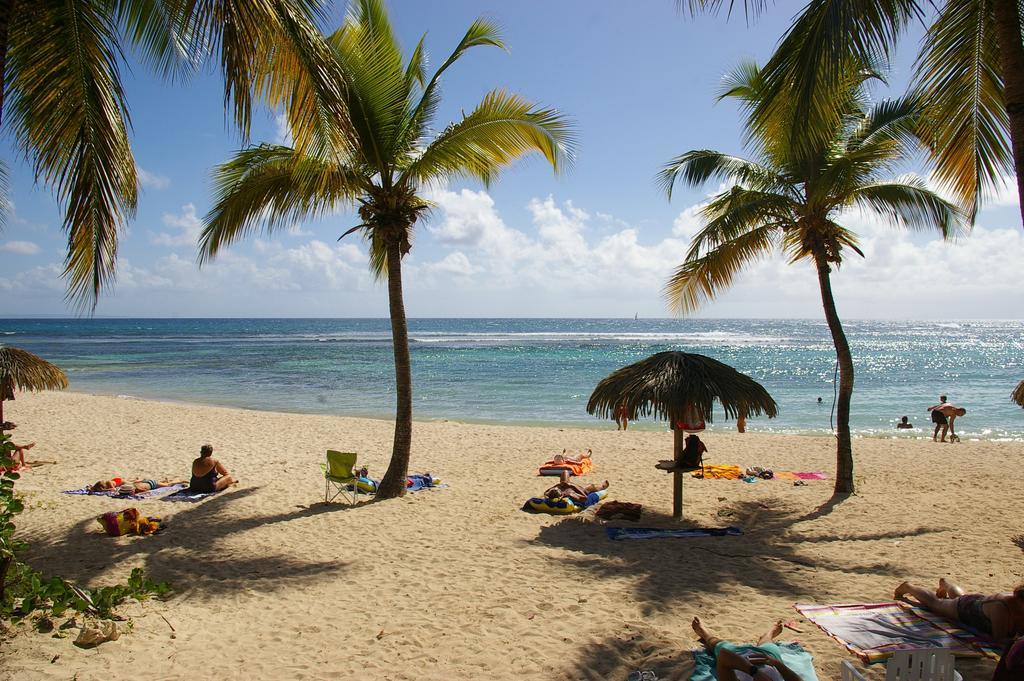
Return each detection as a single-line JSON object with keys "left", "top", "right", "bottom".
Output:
{"left": 2, "top": 1, "right": 1022, "bottom": 319}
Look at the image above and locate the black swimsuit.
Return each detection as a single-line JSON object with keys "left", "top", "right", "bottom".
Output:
{"left": 957, "top": 594, "right": 994, "bottom": 635}
{"left": 189, "top": 466, "right": 219, "bottom": 493}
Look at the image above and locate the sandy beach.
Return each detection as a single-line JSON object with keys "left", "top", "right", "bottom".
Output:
{"left": 1, "top": 390, "right": 1020, "bottom": 680}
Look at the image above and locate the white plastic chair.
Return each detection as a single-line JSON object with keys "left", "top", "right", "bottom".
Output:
{"left": 841, "top": 660, "right": 869, "bottom": 680}
{"left": 885, "top": 649, "right": 962, "bottom": 681}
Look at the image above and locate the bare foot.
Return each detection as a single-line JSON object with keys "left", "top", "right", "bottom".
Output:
{"left": 692, "top": 616, "right": 713, "bottom": 643}
{"left": 937, "top": 578, "right": 949, "bottom": 598}
{"left": 894, "top": 581, "right": 912, "bottom": 600}
{"left": 600, "top": 480, "right": 610, "bottom": 490}
{"left": 757, "top": 619, "right": 784, "bottom": 644}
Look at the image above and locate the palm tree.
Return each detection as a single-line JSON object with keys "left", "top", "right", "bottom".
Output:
{"left": 0, "top": 0, "right": 348, "bottom": 309}
{"left": 658, "top": 61, "right": 962, "bottom": 494}
{"left": 681, "top": 0, "right": 1024, "bottom": 227}
{"left": 198, "top": 0, "right": 573, "bottom": 500}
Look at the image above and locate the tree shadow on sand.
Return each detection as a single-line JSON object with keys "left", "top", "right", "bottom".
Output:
{"left": 530, "top": 496, "right": 948, "bottom": 617}
{"left": 24, "top": 486, "right": 370, "bottom": 597}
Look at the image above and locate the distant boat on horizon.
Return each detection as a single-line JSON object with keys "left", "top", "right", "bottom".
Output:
{"left": 634, "top": 312, "right": 638, "bottom": 320}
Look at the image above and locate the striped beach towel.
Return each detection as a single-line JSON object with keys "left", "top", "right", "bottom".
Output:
{"left": 795, "top": 602, "right": 1000, "bottom": 663}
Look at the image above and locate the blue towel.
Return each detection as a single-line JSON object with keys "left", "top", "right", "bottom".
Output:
{"left": 606, "top": 526, "right": 742, "bottom": 540}
{"left": 690, "top": 642, "right": 818, "bottom": 681}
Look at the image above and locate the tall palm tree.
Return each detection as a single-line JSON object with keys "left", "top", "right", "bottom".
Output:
{"left": 681, "top": 0, "right": 1024, "bottom": 227}
{"left": 198, "top": 0, "right": 574, "bottom": 500}
{"left": 659, "top": 61, "right": 962, "bottom": 494}
{"left": 0, "top": 0, "right": 348, "bottom": 309}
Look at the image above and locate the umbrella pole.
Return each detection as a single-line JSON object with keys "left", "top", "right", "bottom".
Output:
{"left": 673, "top": 428, "right": 684, "bottom": 519}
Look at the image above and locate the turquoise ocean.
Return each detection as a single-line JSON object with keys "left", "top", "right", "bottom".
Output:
{"left": 2, "top": 318, "right": 1021, "bottom": 440}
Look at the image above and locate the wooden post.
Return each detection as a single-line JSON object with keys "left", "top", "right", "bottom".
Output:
{"left": 673, "top": 427, "right": 684, "bottom": 519}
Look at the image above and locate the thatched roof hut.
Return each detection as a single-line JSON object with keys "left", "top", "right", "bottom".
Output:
{"left": 0, "top": 346, "right": 69, "bottom": 424}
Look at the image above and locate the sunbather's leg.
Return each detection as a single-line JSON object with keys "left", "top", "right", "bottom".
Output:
{"left": 157, "top": 479, "right": 188, "bottom": 488}
{"left": 895, "top": 581, "right": 959, "bottom": 619}
{"left": 213, "top": 475, "right": 237, "bottom": 492}
{"left": 582, "top": 480, "right": 610, "bottom": 494}
{"left": 756, "top": 619, "right": 783, "bottom": 645}
{"left": 937, "top": 578, "right": 965, "bottom": 598}
{"left": 691, "top": 616, "right": 723, "bottom": 651}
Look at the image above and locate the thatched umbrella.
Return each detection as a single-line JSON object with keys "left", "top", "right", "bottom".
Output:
{"left": 587, "top": 351, "right": 777, "bottom": 519}
{"left": 1013, "top": 380, "right": 1024, "bottom": 408}
{"left": 0, "top": 346, "right": 69, "bottom": 426}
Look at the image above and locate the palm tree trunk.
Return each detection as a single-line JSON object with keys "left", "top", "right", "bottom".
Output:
{"left": 994, "top": 0, "right": 1024, "bottom": 227}
{"left": 0, "top": 0, "right": 12, "bottom": 128}
{"left": 814, "top": 254, "right": 855, "bottom": 495}
{"left": 375, "top": 237, "right": 413, "bottom": 500}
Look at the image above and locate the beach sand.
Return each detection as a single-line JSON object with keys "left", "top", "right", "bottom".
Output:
{"left": 1, "top": 391, "right": 1020, "bottom": 680}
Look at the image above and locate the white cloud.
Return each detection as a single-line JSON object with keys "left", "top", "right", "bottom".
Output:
{"left": 988, "top": 175, "right": 1020, "bottom": 208}
{"left": 420, "top": 251, "right": 480, "bottom": 279}
{"left": 152, "top": 203, "right": 203, "bottom": 247}
{"left": 0, "top": 240, "right": 40, "bottom": 255}
{"left": 138, "top": 167, "right": 170, "bottom": 190}
{"left": 286, "top": 224, "right": 313, "bottom": 237}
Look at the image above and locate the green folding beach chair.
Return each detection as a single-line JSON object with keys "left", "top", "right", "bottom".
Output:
{"left": 321, "top": 450, "right": 358, "bottom": 504}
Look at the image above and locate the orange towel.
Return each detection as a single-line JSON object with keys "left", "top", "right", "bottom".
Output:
{"left": 691, "top": 464, "right": 743, "bottom": 480}
{"left": 538, "top": 457, "right": 593, "bottom": 477}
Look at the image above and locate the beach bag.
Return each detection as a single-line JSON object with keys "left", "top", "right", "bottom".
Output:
{"left": 98, "top": 508, "right": 142, "bottom": 536}
{"left": 97, "top": 508, "right": 164, "bottom": 536}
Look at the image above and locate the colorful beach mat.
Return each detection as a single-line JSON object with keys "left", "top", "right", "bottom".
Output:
{"left": 606, "top": 526, "right": 742, "bottom": 540}
{"left": 690, "top": 466, "right": 828, "bottom": 481}
{"left": 795, "top": 602, "right": 1001, "bottom": 663}
{"left": 161, "top": 487, "right": 219, "bottom": 502}
{"left": 64, "top": 483, "right": 188, "bottom": 500}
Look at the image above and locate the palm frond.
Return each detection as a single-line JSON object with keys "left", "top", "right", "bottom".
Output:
{"left": 401, "top": 17, "right": 505, "bottom": 155}
{"left": 754, "top": 0, "right": 921, "bottom": 157}
{"left": 332, "top": 1, "right": 414, "bottom": 173}
{"left": 849, "top": 179, "right": 963, "bottom": 239}
{"left": 0, "top": 162, "right": 9, "bottom": 231}
{"left": 200, "top": 144, "right": 363, "bottom": 262}
{"left": 677, "top": 0, "right": 771, "bottom": 20}
{"left": 113, "top": 0, "right": 195, "bottom": 80}
{"left": 690, "top": 187, "right": 795, "bottom": 256}
{"left": 404, "top": 89, "right": 574, "bottom": 186}
{"left": 912, "top": 0, "right": 1009, "bottom": 222}
{"left": 665, "top": 223, "right": 778, "bottom": 314}
{"left": 8, "top": 1, "right": 138, "bottom": 310}
{"left": 0, "top": 347, "right": 69, "bottom": 392}
{"left": 658, "top": 149, "right": 786, "bottom": 199}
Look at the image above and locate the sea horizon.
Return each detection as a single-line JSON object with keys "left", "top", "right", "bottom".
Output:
{"left": 3, "top": 317, "right": 1021, "bottom": 441}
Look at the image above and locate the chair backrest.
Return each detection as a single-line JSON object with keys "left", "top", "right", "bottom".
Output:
{"left": 841, "top": 661, "right": 869, "bottom": 681}
{"left": 886, "top": 649, "right": 957, "bottom": 681}
{"left": 325, "top": 450, "right": 357, "bottom": 479}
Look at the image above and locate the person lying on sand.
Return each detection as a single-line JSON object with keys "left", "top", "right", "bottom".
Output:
{"left": 692, "top": 616, "right": 809, "bottom": 681}
{"left": 89, "top": 478, "right": 188, "bottom": 494}
{"left": 190, "top": 444, "right": 237, "bottom": 493}
{"left": 551, "top": 448, "right": 592, "bottom": 465}
{"left": 894, "top": 579, "right": 1024, "bottom": 644}
{"left": 543, "top": 470, "right": 608, "bottom": 505}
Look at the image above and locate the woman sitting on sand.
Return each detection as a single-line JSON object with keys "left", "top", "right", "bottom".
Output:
{"left": 2, "top": 422, "right": 36, "bottom": 470}
{"left": 692, "top": 616, "right": 813, "bottom": 681}
{"left": 89, "top": 478, "right": 188, "bottom": 494}
{"left": 190, "top": 444, "right": 236, "bottom": 493}
{"left": 543, "top": 470, "right": 608, "bottom": 505}
{"left": 894, "top": 578, "right": 1024, "bottom": 643}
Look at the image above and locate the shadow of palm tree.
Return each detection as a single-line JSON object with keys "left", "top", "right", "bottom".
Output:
{"left": 24, "top": 486, "right": 362, "bottom": 597}
{"left": 553, "top": 621, "right": 697, "bottom": 681}
{"left": 530, "top": 498, "right": 948, "bottom": 616}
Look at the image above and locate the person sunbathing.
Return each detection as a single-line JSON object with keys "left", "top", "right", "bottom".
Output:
{"left": 2, "top": 422, "right": 36, "bottom": 470}
{"left": 894, "top": 579, "right": 1024, "bottom": 643}
{"left": 89, "top": 478, "right": 187, "bottom": 494}
{"left": 692, "top": 616, "right": 810, "bottom": 681}
{"left": 190, "top": 443, "right": 236, "bottom": 492}
{"left": 543, "top": 470, "right": 608, "bottom": 505}
{"left": 551, "top": 448, "right": 592, "bottom": 465}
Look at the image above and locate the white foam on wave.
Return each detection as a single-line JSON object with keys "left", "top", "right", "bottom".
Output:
{"left": 409, "top": 331, "right": 790, "bottom": 345}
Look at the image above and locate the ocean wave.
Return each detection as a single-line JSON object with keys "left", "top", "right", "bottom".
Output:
{"left": 408, "top": 331, "right": 791, "bottom": 345}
